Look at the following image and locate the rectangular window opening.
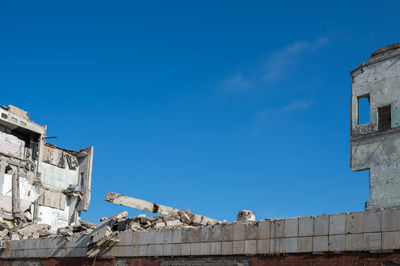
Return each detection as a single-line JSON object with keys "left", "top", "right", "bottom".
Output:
{"left": 378, "top": 105, "right": 391, "bottom": 132}
{"left": 358, "top": 95, "right": 370, "bottom": 125}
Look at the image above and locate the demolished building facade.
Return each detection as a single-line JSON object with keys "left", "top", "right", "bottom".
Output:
{"left": 0, "top": 105, "right": 93, "bottom": 230}
{"left": 350, "top": 43, "right": 400, "bottom": 209}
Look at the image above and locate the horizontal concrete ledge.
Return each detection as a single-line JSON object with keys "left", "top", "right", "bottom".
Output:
{"left": 1, "top": 207, "right": 400, "bottom": 258}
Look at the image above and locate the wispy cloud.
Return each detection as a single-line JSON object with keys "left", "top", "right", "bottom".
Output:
{"left": 218, "top": 74, "right": 252, "bottom": 93}
{"left": 279, "top": 99, "right": 315, "bottom": 113}
{"left": 256, "top": 98, "right": 315, "bottom": 122}
{"left": 262, "top": 37, "right": 329, "bottom": 83}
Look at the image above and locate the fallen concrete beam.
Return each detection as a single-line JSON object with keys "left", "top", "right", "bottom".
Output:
{"left": 105, "top": 191, "right": 220, "bottom": 225}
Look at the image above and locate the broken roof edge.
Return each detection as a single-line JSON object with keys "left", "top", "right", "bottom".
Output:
{"left": 350, "top": 42, "right": 400, "bottom": 77}
{"left": 43, "top": 141, "right": 93, "bottom": 156}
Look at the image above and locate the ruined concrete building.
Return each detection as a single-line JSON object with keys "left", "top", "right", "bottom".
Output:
{"left": 0, "top": 105, "right": 93, "bottom": 230}
{"left": 351, "top": 43, "right": 400, "bottom": 209}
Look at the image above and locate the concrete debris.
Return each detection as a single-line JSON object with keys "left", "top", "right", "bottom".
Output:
{"left": 237, "top": 210, "right": 255, "bottom": 222}
{"left": 105, "top": 191, "right": 220, "bottom": 225}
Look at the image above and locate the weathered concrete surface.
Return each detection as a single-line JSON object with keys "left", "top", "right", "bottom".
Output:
{"left": 350, "top": 42, "right": 400, "bottom": 209}
{"left": 1, "top": 207, "right": 400, "bottom": 260}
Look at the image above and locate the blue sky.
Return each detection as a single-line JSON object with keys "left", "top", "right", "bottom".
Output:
{"left": 1, "top": 1, "right": 399, "bottom": 223}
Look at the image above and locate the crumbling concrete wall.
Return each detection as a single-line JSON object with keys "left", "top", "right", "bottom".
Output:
{"left": 350, "top": 43, "right": 400, "bottom": 209}
{"left": 0, "top": 105, "right": 94, "bottom": 231}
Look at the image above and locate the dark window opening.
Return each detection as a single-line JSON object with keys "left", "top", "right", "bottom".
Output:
{"left": 80, "top": 172, "right": 85, "bottom": 187}
{"left": 358, "top": 95, "right": 370, "bottom": 125}
{"left": 378, "top": 105, "right": 391, "bottom": 132}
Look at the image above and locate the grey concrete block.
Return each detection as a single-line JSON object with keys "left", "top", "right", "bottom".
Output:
{"left": 201, "top": 242, "right": 211, "bottom": 255}
{"left": 140, "top": 231, "right": 153, "bottom": 245}
{"left": 210, "top": 242, "right": 222, "bottom": 255}
{"left": 313, "top": 236, "right": 328, "bottom": 253}
{"left": 345, "top": 234, "right": 363, "bottom": 251}
{"left": 328, "top": 235, "right": 345, "bottom": 252}
{"left": 163, "top": 229, "right": 173, "bottom": 244}
{"left": 257, "top": 239, "right": 269, "bottom": 254}
{"left": 132, "top": 232, "right": 141, "bottom": 245}
{"left": 188, "top": 228, "right": 201, "bottom": 243}
{"left": 181, "top": 243, "right": 191, "bottom": 256}
{"left": 172, "top": 243, "right": 181, "bottom": 256}
{"left": 270, "top": 238, "right": 284, "bottom": 253}
{"left": 244, "top": 223, "right": 258, "bottom": 239}
{"left": 284, "top": 237, "right": 298, "bottom": 253}
{"left": 163, "top": 243, "right": 173, "bottom": 256}
{"left": 257, "top": 220, "right": 270, "bottom": 239}
{"left": 270, "top": 219, "right": 284, "bottom": 238}
{"left": 363, "top": 209, "right": 382, "bottom": 233}
{"left": 208, "top": 224, "right": 222, "bottom": 241}
{"left": 314, "top": 215, "right": 329, "bottom": 236}
{"left": 221, "top": 241, "right": 233, "bottom": 255}
{"left": 154, "top": 230, "right": 165, "bottom": 244}
{"left": 298, "top": 237, "right": 312, "bottom": 253}
{"left": 299, "top": 217, "right": 314, "bottom": 237}
{"left": 190, "top": 243, "right": 201, "bottom": 256}
{"left": 148, "top": 244, "right": 163, "bottom": 256}
{"left": 284, "top": 218, "right": 298, "bottom": 237}
{"left": 363, "top": 232, "right": 381, "bottom": 251}
{"left": 172, "top": 229, "right": 182, "bottom": 243}
{"left": 232, "top": 240, "right": 245, "bottom": 254}
{"left": 382, "top": 231, "right": 400, "bottom": 251}
{"left": 139, "top": 245, "right": 148, "bottom": 256}
{"left": 233, "top": 223, "right": 245, "bottom": 240}
{"left": 221, "top": 224, "right": 234, "bottom": 241}
{"left": 346, "top": 212, "right": 363, "bottom": 234}
{"left": 245, "top": 240, "right": 256, "bottom": 254}
{"left": 329, "top": 213, "right": 346, "bottom": 235}
{"left": 201, "top": 227, "right": 210, "bottom": 242}
{"left": 382, "top": 208, "right": 400, "bottom": 232}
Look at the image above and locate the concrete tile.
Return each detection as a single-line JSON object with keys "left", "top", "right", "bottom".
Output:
{"left": 257, "top": 220, "right": 270, "bottom": 239}
{"left": 140, "top": 231, "right": 153, "bottom": 245}
{"left": 172, "top": 243, "right": 181, "bottom": 256}
{"left": 221, "top": 224, "right": 234, "bottom": 241}
{"left": 270, "top": 219, "right": 284, "bottom": 238}
{"left": 233, "top": 223, "right": 245, "bottom": 240}
{"left": 172, "top": 228, "right": 182, "bottom": 243}
{"left": 244, "top": 223, "right": 258, "bottom": 240}
{"left": 299, "top": 217, "right": 314, "bottom": 237}
{"left": 201, "top": 227, "right": 210, "bottom": 242}
{"left": 270, "top": 238, "right": 284, "bottom": 253}
{"left": 284, "top": 218, "right": 298, "bottom": 237}
{"left": 284, "top": 237, "right": 298, "bottom": 253}
{"left": 329, "top": 213, "right": 346, "bottom": 235}
{"left": 181, "top": 243, "right": 191, "bottom": 256}
{"left": 201, "top": 242, "right": 211, "bottom": 255}
{"left": 363, "top": 232, "right": 381, "bottom": 251}
{"left": 382, "top": 208, "right": 400, "bottom": 232}
{"left": 132, "top": 232, "right": 141, "bottom": 245}
{"left": 208, "top": 224, "right": 222, "bottom": 241}
{"left": 314, "top": 215, "right": 329, "bottom": 236}
{"left": 190, "top": 243, "right": 201, "bottom": 256}
{"left": 221, "top": 241, "right": 233, "bottom": 255}
{"left": 210, "top": 242, "right": 222, "bottom": 255}
{"left": 346, "top": 212, "right": 363, "bottom": 234}
{"left": 163, "top": 229, "right": 173, "bottom": 244}
{"left": 138, "top": 245, "right": 148, "bottom": 256}
{"left": 363, "top": 209, "right": 382, "bottom": 233}
{"left": 245, "top": 240, "right": 257, "bottom": 254}
{"left": 232, "top": 240, "right": 245, "bottom": 254}
{"left": 189, "top": 227, "right": 201, "bottom": 243}
{"left": 163, "top": 243, "right": 173, "bottom": 256}
{"left": 181, "top": 228, "right": 191, "bottom": 243}
{"left": 382, "top": 231, "right": 400, "bottom": 251}
{"left": 298, "top": 237, "right": 312, "bottom": 253}
{"left": 132, "top": 245, "right": 140, "bottom": 257}
{"left": 148, "top": 244, "right": 163, "bottom": 256}
{"left": 345, "top": 234, "right": 363, "bottom": 251}
{"left": 313, "top": 236, "right": 328, "bottom": 253}
{"left": 329, "top": 235, "right": 345, "bottom": 252}
{"left": 257, "top": 239, "right": 269, "bottom": 254}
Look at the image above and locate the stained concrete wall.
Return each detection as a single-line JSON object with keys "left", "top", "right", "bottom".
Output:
{"left": 1, "top": 208, "right": 400, "bottom": 260}
{"left": 350, "top": 43, "right": 400, "bottom": 209}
